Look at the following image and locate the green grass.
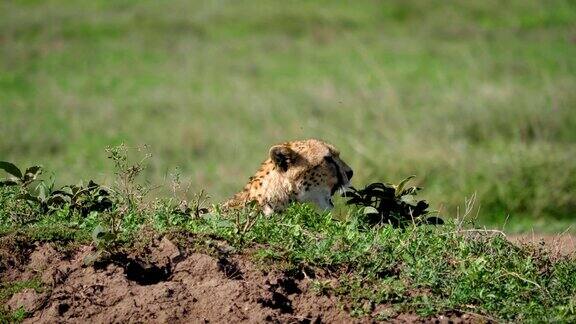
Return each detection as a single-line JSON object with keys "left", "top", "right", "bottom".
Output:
{"left": 1, "top": 1, "right": 575, "bottom": 229}
{"left": 1, "top": 178, "right": 575, "bottom": 322}
{"left": 0, "top": 279, "right": 44, "bottom": 303}
{"left": 0, "top": 278, "right": 44, "bottom": 323}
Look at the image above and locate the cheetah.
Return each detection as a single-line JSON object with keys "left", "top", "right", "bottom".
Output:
{"left": 223, "top": 139, "right": 353, "bottom": 215}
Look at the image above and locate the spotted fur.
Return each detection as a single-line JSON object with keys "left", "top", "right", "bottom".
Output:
{"left": 223, "top": 139, "right": 353, "bottom": 215}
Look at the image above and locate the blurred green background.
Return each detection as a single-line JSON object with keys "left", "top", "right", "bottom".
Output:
{"left": 1, "top": 0, "right": 575, "bottom": 231}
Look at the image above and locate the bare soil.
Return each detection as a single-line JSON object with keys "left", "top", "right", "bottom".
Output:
{"left": 2, "top": 237, "right": 384, "bottom": 323}
{"left": 6, "top": 233, "right": 568, "bottom": 323}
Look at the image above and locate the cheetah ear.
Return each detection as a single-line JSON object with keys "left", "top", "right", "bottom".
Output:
{"left": 269, "top": 145, "right": 296, "bottom": 172}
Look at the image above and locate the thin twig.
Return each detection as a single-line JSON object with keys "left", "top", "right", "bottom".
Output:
{"left": 457, "top": 309, "right": 499, "bottom": 323}
{"left": 500, "top": 271, "right": 546, "bottom": 293}
{"left": 441, "top": 229, "right": 507, "bottom": 238}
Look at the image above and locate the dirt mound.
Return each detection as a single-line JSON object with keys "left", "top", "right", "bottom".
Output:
{"left": 4, "top": 235, "right": 516, "bottom": 323}
{"left": 3, "top": 238, "right": 362, "bottom": 323}
{"left": 5, "top": 233, "right": 567, "bottom": 323}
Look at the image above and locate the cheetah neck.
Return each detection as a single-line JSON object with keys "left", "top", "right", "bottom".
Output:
{"left": 224, "top": 159, "right": 297, "bottom": 215}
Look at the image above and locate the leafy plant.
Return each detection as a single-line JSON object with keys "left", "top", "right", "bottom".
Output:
{"left": 0, "top": 161, "right": 42, "bottom": 189}
{"left": 342, "top": 176, "right": 443, "bottom": 227}
{"left": 232, "top": 201, "right": 261, "bottom": 241}
{"left": 1, "top": 161, "right": 113, "bottom": 223}
{"left": 105, "top": 144, "right": 152, "bottom": 210}
{"left": 173, "top": 189, "right": 210, "bottom": 218}
{"left": 83, "top": 225, "right": 117, "bottom": 266}
{"left": 41, "top": 180, "right": 113, "bottom": 216}
{"left": 0, "top": 162, "right": 45, "bottom": 224}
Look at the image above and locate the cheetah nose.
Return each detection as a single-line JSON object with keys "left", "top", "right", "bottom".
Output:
{"left": 346, "top": 169, "right": 353, "bottom": 180}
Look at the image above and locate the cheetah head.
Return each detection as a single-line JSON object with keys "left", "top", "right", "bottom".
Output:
{"left": 269, "top": 139, "right": 353, "bottom": 212}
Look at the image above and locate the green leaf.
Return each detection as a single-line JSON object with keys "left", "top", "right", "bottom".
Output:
{"left": 400, "top": 195, "right": 418, "bottom": 206}
{"left": 363, "top": 206, "right": 379, "bottom": 215}
{"left": 401, "top": 186, "right": 420, "bottom": 196}
{"left": 345, "top": 197, "right": 364, "bottom": 205}
{"left": 365, "top": 183, "right": 395, "bottom": 197}
{"left": 415, "top": 200, "right": 429, "bottom": 214}
{"left": 92, "top": 225, "right": 107, "bottom": 243}
{"left": 56, "top": 186, "right": 74, "bottom": 196}
{"left": 0, "top": 180, "right": 18, "bottom": 187}
{"left": 47, "top": 193, "right": 71, "bottom": 205}
{"left": 15, "top": 193, "right": 40, "bottom": 203}
{"left": 70, "top": 185, "right": 81, "bottom": 195}
{"left": 23, "top": 165, "right": 42, "bottom": 183}
{"left": 37, "top": 185, "right": 47, "bottom": 202}
{"left": 0, "top": 161, "right": 22, "bottom": 179}
{"left": 395, "top": 175, "right": 415, "bottom": 197}
{"left": 87, "top": 180, "right": 99, "bottom": 189}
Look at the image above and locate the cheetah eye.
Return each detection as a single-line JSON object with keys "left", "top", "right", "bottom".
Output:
{"left": 324, "top": 156, "right": 338, "bottom": 168}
